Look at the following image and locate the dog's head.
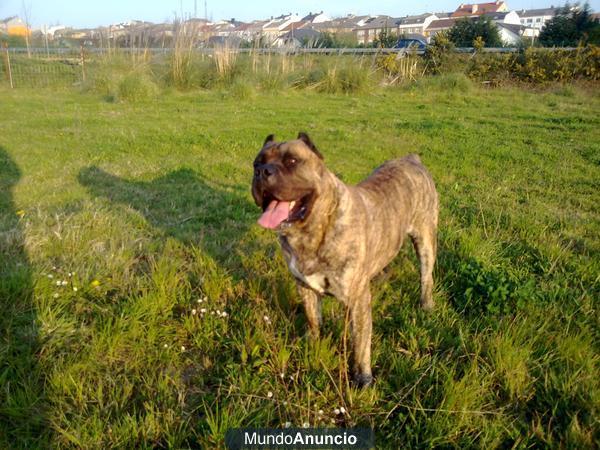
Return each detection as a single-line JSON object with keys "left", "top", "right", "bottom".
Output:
{"left": 252, "top": 132, "right": 326, "bottom": 230}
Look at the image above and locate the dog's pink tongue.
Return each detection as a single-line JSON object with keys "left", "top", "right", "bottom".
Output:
{"left": 258, "top": 200, "right": 291, "bottom": 229}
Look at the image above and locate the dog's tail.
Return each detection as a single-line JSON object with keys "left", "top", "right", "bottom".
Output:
{"left": 406, "top": 153, "right": 421, "bottom": 164}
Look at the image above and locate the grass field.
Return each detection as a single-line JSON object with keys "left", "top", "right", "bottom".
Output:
{"left": 1, "top": 80, "right": 599, "bottom": 448}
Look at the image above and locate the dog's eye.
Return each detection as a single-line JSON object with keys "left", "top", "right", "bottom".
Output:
{"left": 284, "top": 157, "right": 298, "bottom": 167}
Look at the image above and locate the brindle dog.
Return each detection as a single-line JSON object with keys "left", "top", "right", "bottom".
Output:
{"left": 252, "top": 132, "right": 439, "bottom": 387}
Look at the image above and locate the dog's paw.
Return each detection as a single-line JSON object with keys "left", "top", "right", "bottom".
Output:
{"left": 353, "top": 373, "right": 374, "bottom": 388}
{"left": 420, "top": 299, "right": 435, "bottom": 311}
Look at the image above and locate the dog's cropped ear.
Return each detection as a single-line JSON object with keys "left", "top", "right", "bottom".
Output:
{"left": 297, "top": 132, "right": 324, "bottom": 160}
{"left": 263, "top": 134, "right": 276, "bottom": 147}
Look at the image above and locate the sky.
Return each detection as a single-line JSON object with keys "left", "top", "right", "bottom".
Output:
{"left": 1, "top": 0, "right": 599, "bottom": 29}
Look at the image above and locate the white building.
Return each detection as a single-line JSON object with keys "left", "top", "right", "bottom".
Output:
{"left": 517, "top": 7, "right": 558, "bottom": 36}
{"left": 301, "top": 11, "right": 331, "bottom": 24}
{"left": 482, "top": 10, "right": 521, "bottom": 25}
{"left": 262, "top": 13, "right": 301, "bottom": 42}
{"left": 354, "top": 15, "right": 399, "bottom": 45}
{"left": 396, "top": 13, "right": 439, "bottom": 36}
{"left": 483, "top": 11, "right": 536, "bottom": 45}
{"left": 496, "top": 22, "right": 530, "bottom": 45}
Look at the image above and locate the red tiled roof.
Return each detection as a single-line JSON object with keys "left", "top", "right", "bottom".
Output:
{"left": 280, "top": 21, "right": 308, "bottom": 32}
{"left": 452, "top": 1, "right": 506, "bottom": 17}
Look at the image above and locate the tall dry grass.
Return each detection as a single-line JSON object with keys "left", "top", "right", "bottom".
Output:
{"left": 170, "top": 19, "right": 200, "bottom": 89}
{"left": 213, "top": 42, "right": 239, "bottom": 80}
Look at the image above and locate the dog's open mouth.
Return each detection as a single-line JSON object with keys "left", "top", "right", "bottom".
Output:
{"left": 258, "top": 192, "right": 312, "bottom": 229}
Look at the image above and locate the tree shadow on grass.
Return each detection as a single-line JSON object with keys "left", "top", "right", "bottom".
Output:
{"left": 77, "top": 165, "right": 260, "bottom": 270}
{"left": 0, "top": 148, "right": 45, "bottom": 447}
{"left": 76, "top": 165, "right": 302, "bottom": 319}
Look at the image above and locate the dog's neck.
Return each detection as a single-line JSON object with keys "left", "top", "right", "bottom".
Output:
{"left": 279, "top": 170, "right": 345, "bottom": 258}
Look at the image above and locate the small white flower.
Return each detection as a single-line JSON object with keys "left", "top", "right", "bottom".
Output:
{"left": 210, "top": 311, "right": 215, "bottom": 315}
{"left": 284, "top": 422, "right": 292, "bottom": 428}
{"left": 52, "top": 266, "right": 57, "bottom": 270}
{"left": 191, "top": 309, "right": 197, "bottom": 315}
{"left": 263, "top": 315, "right": 271, "bottom": 323}
{"left": 181, "top": 346, "right": 186, "bottom": 351}
{"left": 280, "top": 373, "right": 285, "bottom": 379}
{"left": 318, "top": 409, "right": 323, "bottom": 415}
{"left": 163, "top": 344, "right": 168, "bottom": 348}
{"left": 56, "top": 280, "right": 61, "bottom": 286}
{"left": 197, "top": 298, "right": 203, "bottom": 304}
{"left": 334, "top": 408, "right": 340, "bottom": 415}
{"left": 73, "top": 287, "right": 78, "bottom": 292}
{"left": 53, "top": 293, "right": 59, "bottom": 298}
{"left": 200, "top": 308, "right": 207, "bottom": 313}
{"left": 216, "top": 309, "right": 221, "bottom": 315}
{"left": 221, "top": 311, "right": 228, "bottom": 317}
{"left": 61, "top": 280, "right": 68, "bottom": 286}
{"left": 340, "top": 406, "right": 346, "bottom": 414}
{"left": 47, "top": 274, "right": 54, "bottom": 279}
{"left": 289, "top": 375, "right": 294, "bottom": 381}
{"left": 267, "top": 391, "right": 273, "bottom": 398}
{"left": 283, "top": 400, "right": 288, "bottom": 406}
{"left": 68, "top": 272, "right": 72, "bottom": 277}
{"left": 330, "top": 418, "right": 336, "bottom": 424}
{"left": 303, "top": 422, "right": 309, "bottom": 428}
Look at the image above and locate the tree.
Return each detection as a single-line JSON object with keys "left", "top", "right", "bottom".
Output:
{"left": 315, "top": 32, "right": 358, "bottom": 48}
{"left": 373, "top": 28, "right": 398, "bottom": 48}
{"left": 448, "top": 16, "right": 503, "bottom": 47}
{"left": 538, "top": 2, "right": 600, "bottom": 46}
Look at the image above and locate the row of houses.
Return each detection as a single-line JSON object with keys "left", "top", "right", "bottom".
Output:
{"left": 2, "top": 3, "right": 596, "bottom": 48}
{"left": 351, "top": 2, "right": 564, "bottom": 46}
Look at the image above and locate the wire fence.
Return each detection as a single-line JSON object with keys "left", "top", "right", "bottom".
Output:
{"left": 1, "top": 45, "right": 85, "bottom": 88}
{"left": 0, "top": 45, "right": 582, "bottom": 89}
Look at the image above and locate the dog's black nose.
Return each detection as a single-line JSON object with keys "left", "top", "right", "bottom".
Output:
{"left": 255, "top": 164, "right": 276, "bottom": 179}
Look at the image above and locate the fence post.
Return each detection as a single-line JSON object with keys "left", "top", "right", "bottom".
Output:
{"left": 2, "top": 42, "right": 13, "bottom": 89}
{"left": 80, "top": 43, "right": 86, "bottom": 82}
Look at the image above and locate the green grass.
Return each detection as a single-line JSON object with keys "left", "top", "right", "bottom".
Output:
{"left": 0, "top": 82, "right": 599, "bottom": 448}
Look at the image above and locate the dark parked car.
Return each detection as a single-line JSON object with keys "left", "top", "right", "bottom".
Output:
{"left": 394, "top": 37, "right": 427, "bottom": 51}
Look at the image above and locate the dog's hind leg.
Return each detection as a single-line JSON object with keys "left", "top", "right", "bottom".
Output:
{"left": 411, "top": 222, "right": 437, "bottom": 311}
{"left": 349, "top": 287, "right": 373, "bottom": 387}
{"left": 298, "top": 284, "right": 322, "bottom": 337}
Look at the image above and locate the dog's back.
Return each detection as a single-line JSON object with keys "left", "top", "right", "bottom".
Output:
{"left": 356, "top": 154, "right": 437, "bottom": 219}
{"left": 349, "top": 154, "right": 438, "bottom": 277}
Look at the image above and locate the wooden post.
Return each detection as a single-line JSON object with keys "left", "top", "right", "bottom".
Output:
{"left": 80, "top": 43, "right": 86, "bottom": 82}
{"left": 3, "top": 43, "right": 13, "bottom": 89}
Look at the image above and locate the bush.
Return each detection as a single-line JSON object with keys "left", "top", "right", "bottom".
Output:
{"left": 448, "top": 16, "right": 503, "bottom": 48}
{"left": 258, "top": 72, "right": 287, "bottom": 93}
{"left": 117, "top": 72, "right": 159, "bottom": 102}
{"left": 466, "top": 45, "right": 600, "bottom": 83}
{"left": 376, "top": 53, "right": 423, "bottom": 83}
{"left": 424, "top": 32, "right": 466, "bottom": 75}
{"left": 336, "top": 65, "right": 371, "bottom": 93}
{"left": 227, "top": 79, "right": 256, "bottom": 100}
{"left": 313, "top": 63, "right": 372, "bottom": 94}
{"left": 292, "top": 67, "right": 326, "bottom": 89}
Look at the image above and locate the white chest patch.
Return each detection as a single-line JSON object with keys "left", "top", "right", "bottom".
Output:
{"left": 288, "top": 255, "right": 327, "bottom": 294}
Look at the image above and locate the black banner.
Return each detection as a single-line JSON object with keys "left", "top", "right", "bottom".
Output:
{"left": 225, "top": 428, "right": 374, "bottom": 449}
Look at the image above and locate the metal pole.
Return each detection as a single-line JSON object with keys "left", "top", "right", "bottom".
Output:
{"left": 3, "top": 43, "right": 14, "bottom": 88}
{"left": 44, "top": 25, "right": 50, "bottom": 58}
{"left": 80, "top": 43, "right": 86, "bottom": 82}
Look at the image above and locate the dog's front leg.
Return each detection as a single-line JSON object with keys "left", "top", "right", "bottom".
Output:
{"left": 298, "top": 283, "right": 321, "bottom": 337}
{"left": 349, "top": 287, "right": 373, "bottom": 387}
